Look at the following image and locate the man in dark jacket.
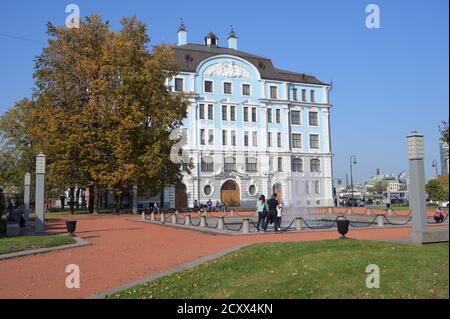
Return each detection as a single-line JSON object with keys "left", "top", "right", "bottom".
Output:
{"left": 263, "top": 193, "right": 279, "bottom": 232}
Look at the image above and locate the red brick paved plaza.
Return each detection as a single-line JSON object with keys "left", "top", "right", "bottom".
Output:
{"left": 0, "top": 214, "right": 447, "bottom": 299}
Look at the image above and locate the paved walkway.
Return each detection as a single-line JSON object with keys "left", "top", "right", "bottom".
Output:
{"left": 0, "top": 214, "right": 447, "bottom": 299}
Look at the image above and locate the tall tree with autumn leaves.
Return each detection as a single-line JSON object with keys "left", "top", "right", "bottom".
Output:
{"left": 0, "top": 14, "right": 190, "bottom": 213}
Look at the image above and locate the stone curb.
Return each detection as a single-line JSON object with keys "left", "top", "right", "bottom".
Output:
{"left": 88, "top": 243, "right": 254, "bottom": 299}
{"left": 0, "top": 235, "right": 91, "bottom": 261}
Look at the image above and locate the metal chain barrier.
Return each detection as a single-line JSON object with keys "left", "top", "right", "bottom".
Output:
{"left": 302, "top": 218, "right": 337, "bottom": 230}
{"left": 349, "top": 216, "right": 378, "bottom": 227}
{"left": 279, "top": 218, "right": 296, "bottom": 232}
{"left": 223, "top": 221, "right": 244, "bottom": 232}
{"left": 190, "top": 218, "right": 201, "bottom": 227}
{"left": 382, "top": 215, "right": 412, "bottom": 225}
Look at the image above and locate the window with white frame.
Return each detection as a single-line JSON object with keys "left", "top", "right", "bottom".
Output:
{"left": 204, "top": 80, "right": 213, "bottom": 93}
{"left": 292, "top": 133, "right": 302, "bottom": 148}
{"left": 309, "top": 134, "right": 320, "bottom": 149}
{"left": 270, "top": 86, "right": 278, "bottom": 99}
{"left": 267, "top": 108, "right": 272, "bottom": 123}
{"left": 291, "top": 110, "right": 301, "bottom": 125}
{"left": 200, "top": 129, "right": 206, "bottom": 145}
{"left": 224, "top": 157, "right": 236, "bottom": 172}
{"left": 199, "top": 104, "right": 205, "bottom": 119}
{"left": 242, "top": 84, "right": 251, "bottom": 96}
{"left": 243, "top": 107, "right": 249, "bottom": 122}
{"left": 292, "top": 158, "right": 303, "bottom": 172}
{"left": 244, "top": 131, "right": 249, "bottom": 147}
{"left": 267, "top": 132, "right": 272, "bottom": 147}
{"left": 246, "top": 157, "right": 257, "bottom": 172}
{"left": 310, "top": 90, "right": 316, "bottom": 102}
{"left": 251, "top": 107, "right": 257, "bottom": 122}
{"left": 276, "top": 109, "right": 281, "bottom": 123}
{"left": 252, "top": 131, "right": 258, "bottom": 147}
{"left": 208, "top": 129, "right": 214, "bottom": 145}
{"left": 207, "top": 104, "right": 214, "bottom": 120}
{"left": 292, "top": 87, "right": 298, "bottom": 101}
{"left": 310, "top": 158, "right": 321, "bottom": 172}
{"left": 314, "top": 181, "right": 320, "bottom": 194}
{"left": 231, "top": 130, "right": 236, "bottom": 146}
{"left": 277, "top": 157, "right": 283, "bottom": 172}
{"left": 309, "top": 111, "right": 319, "bottom": 126}
{"left": 201, "top": 156, "right": 214, "bottom": 172}
{"left": 222, "top": 105, "right": 227, "bottom": 121}
{"left": 222, "top": 130, "right": 227, "bottom": 146}
{"left": 174, "top": 78, "right": 183, "bottom": 92}
{"left": 277, "top": 132, "right": 282, "bottom": 148}
{"left": 223, "top": 82, "right": 232, "bottom": 94}
{"left": 230, "top": 105, "right": 236, "bottom": 121}
{"left": 302, "top": 89, "right": 307, "bottom": 102}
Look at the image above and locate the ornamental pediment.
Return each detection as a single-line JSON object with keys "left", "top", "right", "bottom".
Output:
{"left": 204, "top": 61, "right": 251, "bottom": 78}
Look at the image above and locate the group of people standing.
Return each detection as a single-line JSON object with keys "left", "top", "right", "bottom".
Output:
{"left": 256, "top": 193, "right": 284, "bottom": 233}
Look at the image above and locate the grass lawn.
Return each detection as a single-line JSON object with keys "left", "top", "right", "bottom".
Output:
{"left": 0, "top": 235, "right": 76, "bottom": 255}
{"left": 109, "top": 240, "right": 449, "bottom": 299}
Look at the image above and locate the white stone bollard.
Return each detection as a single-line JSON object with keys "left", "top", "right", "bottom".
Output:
{"left": 242, "top": 219, "right": 250, "bottom": 234}
{"left": 160, "top": 212, "right": 165, "bottom": 223}
{"left": 295, "top": 217, "right": 302, "bottom": 231}
{"left": 150, "top": 212, "right": 155, "bottom": 221}
{"left": 171, "top": 214, "right": 177, "bottom": 224}
{"left": 185, "top": 215, "right": 191, "bottom": 226}
{"left": 377, "top": 215, "right": 384, "bottom": 227}
{"left": 141, "top": 212, "right": 146, "bottom": 220}
{"left": 200, "top": 215, "right": 207, "bottom": 227}
{"left": 217, "top": 217, "right": 224, "bottom": 230}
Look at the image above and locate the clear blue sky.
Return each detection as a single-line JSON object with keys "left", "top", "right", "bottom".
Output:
{"left": 0, "top": 0, "right": 448, "bottom": 184}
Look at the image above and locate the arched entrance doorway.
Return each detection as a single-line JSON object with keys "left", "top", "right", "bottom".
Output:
{"left": 175, "top": 184, "right": 188, "bottom": 209}
{"left": 221, "top": 180, "right": 240, "bottom": 207}
{"left": 273, "top": 183, "right": 283, "bottom": 202}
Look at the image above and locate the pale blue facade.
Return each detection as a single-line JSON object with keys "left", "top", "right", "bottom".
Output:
{"left": 161, "top": 26, "right": 334, "bottom": 209}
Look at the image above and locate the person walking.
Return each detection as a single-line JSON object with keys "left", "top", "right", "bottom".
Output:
{"left": 256, "top": 195, "right": 266, "bottom": 232}
{"left": 207, "top": 199, "right": 213, "bottom": 212}
{"left": 263, "top": 193, "right": 279, "bottom": 232}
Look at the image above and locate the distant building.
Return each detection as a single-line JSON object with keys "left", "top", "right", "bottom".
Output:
{"left": 440, "top": 141, "right": 449, "bottom": 175}
{"left": 365, "top": 170, "right": 406, "bottom": 194}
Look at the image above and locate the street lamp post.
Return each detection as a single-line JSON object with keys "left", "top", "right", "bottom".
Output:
{"left": 35, "top": 152, "right": 46, "bottom": 233}
{"left": 349, "top": 155, "right": 357, "bottom": 206}
{"left": 431, "top": 160, "right": 438, "bottom": 177}
{"left": 23, "top": 172, "right": 31, "bottom": 223}
{"left": 407, "top": 131, "right": 427, "bottom": 243}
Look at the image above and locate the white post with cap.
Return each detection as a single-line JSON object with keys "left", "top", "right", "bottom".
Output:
{"left": 35, "top": 152, "right": 46, "bottom": 233}
{"left": 407, "top": 131, "right": 428, "bottom": 243}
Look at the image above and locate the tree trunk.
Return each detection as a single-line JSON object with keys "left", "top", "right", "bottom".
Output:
{"left": 113, "top": 192, "right": 119, "bottom": 214}
{"left": 103, "top": 190, "right": 108, "bottom": 209}
{"left": 69, "top": 187, "right": 75, "bottom": 215}
{"left": 81, "top": 190, "right": 86, "bottom": 210}
{"left": 132, "top": 182, "right": 138, "bottom": 214}
{"left": 93, "top": 186, "right": 98, "bottom": 214}
{"left": 75, "top": 188, "right": 80, "bottom": 210}
{"left": 119, "top": 193, "right": 124, "bottom": 215}
{"left": 60, "top": 196, "right": 65, "bottom": 211}
{"left": 88, "top": 187, "right": 94, "bottom": 214}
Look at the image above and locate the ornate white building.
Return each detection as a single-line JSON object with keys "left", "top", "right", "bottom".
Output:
{"left": 157, "top": 24, "right": 334, "bottom": 209}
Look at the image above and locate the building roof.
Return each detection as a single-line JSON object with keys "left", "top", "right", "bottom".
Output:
{"left": 172, "top": 43, "right": 328, "bottom": 85}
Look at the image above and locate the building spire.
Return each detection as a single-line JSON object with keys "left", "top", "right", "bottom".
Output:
{"left": 228, "top": 25, "right": 238, "bottom": 39}
{"left": 178, "top": 17, "right": 187, "bottom": 32}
